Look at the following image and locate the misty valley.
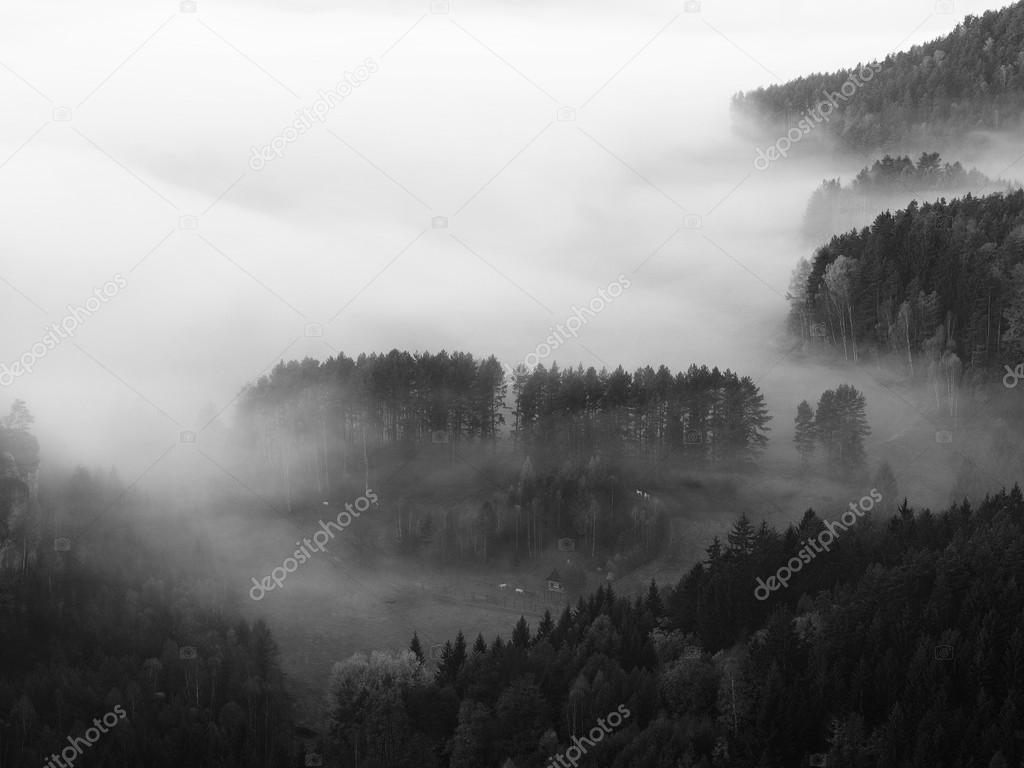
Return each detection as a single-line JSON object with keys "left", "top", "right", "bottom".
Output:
{"left": 5, "top": 2, "right": 1024, "bottom": 767}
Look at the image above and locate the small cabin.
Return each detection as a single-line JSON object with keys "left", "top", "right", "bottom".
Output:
{"left": 546, "top": 570, "right": 564, "bottom": 593}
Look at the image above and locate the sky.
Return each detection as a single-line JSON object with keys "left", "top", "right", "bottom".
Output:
{"left": 0, "top": 0, "right": 1017, "bottom": 478}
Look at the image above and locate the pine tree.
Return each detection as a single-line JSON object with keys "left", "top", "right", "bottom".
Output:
{"left": 814, "top": 385, "right": 870, "bottom": 476}
{"left": 435, "top": 632, "right": 468, "bottom": 685}
{"left": 794, "top": 400, "right": 816, "bottom": 466}
{"left": 435, "top": 640, "right": 455, "bottom": 684}
{"left": 536, "top": 611, "right": 554, "bottom": 643}
{"left": 813, "top": 388, "right": 839, "bottom": 468}
{"left": 472, "top": 633, "right": 487, "bottom": 655}
{"left": 645, "top": 579, "right": 663, "bottom": 616}
{"left": 3, "top": 400, "right": 34, "bottom": 431}
{"left": 727, "top": 514, "right": 756, "bottom": 557}
{"left": 453, "top": 630, "right": 467, "bottom": 670}
{"left": 409, "top": 631, "right": 424, "bottom": 663}
{"left": 552, "top": 607, "right": 572, "bottom": 649}
{"left": 797, "top": 508, "right": 822, "bottom": 537}
{"left": 512, "top": 616, "right": 531, "bottom": 648}
{"left": 705, "top": 536, "right": 723, "bottom": 565}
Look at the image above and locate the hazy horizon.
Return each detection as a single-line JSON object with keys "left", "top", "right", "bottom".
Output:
{"left": 2, "top": 0, "right": 1018, "bottom": 479}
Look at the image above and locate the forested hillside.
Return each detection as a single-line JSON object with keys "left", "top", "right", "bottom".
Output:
{"left": 802, "top": 152, "right": 1010, "bottom": 242}
{"left": 732, "top": 2, "right": 1024, "bottom": 149}
{"left": 0, "top": 410, "right": 295, "bottom": 768}
{"left": 788, "top": 190, "right": 1024, "bottom": 379}
{"left": 332, "top": 486, "right": 1024, "bottom": 768}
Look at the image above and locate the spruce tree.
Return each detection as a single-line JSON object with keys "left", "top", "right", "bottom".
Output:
{"left": 453, "top": 630, "right": 467, "bottom": 670}
{"left": 727, "top": 514, "right": 756, "bottom": 557}
{"left": 472, "top": 633, "right": 487, "bottom": 654}
{"left": 814, "top": 385, "right": 870, "bottom": 476}
{"left": 511, "top": 616, "right": 531, "bottom": 648}
{"left": 794, "top": 400, "right": 816, "bottom": 465}
{"left": 409, "top": 631, "right": 424, "bottom": 663}
{"left": 646, "top": 579, "right": 663, "bottom": 616}
{"left": 536, "top": 611, "right": 554, "bottom": 642}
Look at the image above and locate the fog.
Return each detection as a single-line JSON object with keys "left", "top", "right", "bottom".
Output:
{"left": 0, "top": 0, "right": 1015, "bottom": 485}
{"left": 10, "top": 0, "right": 1024, "bottom": 736}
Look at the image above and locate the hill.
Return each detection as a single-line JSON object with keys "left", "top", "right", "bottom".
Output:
{"left": 325, "top": 486, "right": 1024, "bottom": 767}
{"left": 733, "top": 2, "right": 1024, "bottom": 151}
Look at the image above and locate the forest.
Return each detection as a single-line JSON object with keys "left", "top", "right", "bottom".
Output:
{"left": 227, "top": 354, "right": 777, "bottom": 571}
{"left": 802, "top": 152, "right": 1008, "bottom": 242}
{"left": 325, "top": 485, "right": 1024, "bottom": 768}
{"left": 0, "top": 410, "right": 296, "bottom": 767}
{"left": 4, "top": 392, "right": 1022, "bottom": 767}
{"left": 788, "top": 189, "right": 1024, "bottom": 382}
{"left": 232, "top": 353, "right": 772, "bottom": 499}
{"left": 732, "top": 1, "right": 1024, "bottom": 149}
{"left": 6, "top": 1, "right": 1024, "bottom": 765}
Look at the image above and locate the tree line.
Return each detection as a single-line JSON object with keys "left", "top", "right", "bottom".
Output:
{"left": 788, "top": 190, "right": 1024, "bottom": 388}
{"left": 802, "top": 152, "right": 1008, "bottom": 242}
{"left": 732, "top": 2, "right": 1024, "bottom": 150}
{"left": 232, "top": 354, "right": 773, "bottom": 509}
{"left": 510, "top": 362, "right": 771, "bottom": 468}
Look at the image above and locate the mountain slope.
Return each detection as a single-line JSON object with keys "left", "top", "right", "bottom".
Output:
{"left": 733, "top": 2, "right": 1024, "bottom": 150}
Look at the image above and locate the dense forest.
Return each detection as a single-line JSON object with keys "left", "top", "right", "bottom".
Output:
{"left": 787, "top": 190, "right": 1024, "bottom": 382}
{"left": 233, "top": 353, "right": 772, "bottom": 504}
{"left": 326, "top": 485, "right": 1024, "bottom": 768}
{"left": 7, "top": 390, "right": 1024, "bottom": 766}
{"left": 802, "top": 152, "right": 1010, "bottom": 242}
{"left": 228, "top": 355, "right": 774, "bottom": 571}
{"left": 732, "top": 1, "right": 1024, "bottom": 149}
{"left": 10, "top": 2, "right": 1024, "bottom": 764}
{"left": 376, "top": 373, "right": 866, "bottom": 573}
{"left": 0, "top": 409, "right": 296, "bottom": 767}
